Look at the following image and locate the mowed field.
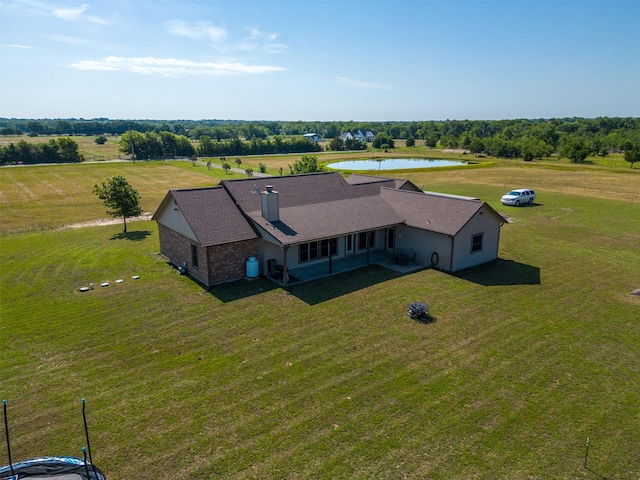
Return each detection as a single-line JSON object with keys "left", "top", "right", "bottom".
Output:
{"left": 1, "top": 159, "right": 639, "bottom": 479}
{"left": 0, "top": 162, "right": 247, "bottom": 234}
{"left": 0, "top": 134, "right": 124, "bottom": 162}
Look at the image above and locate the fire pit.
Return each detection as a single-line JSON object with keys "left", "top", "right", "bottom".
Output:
{"left": 407, "top": 302, "right": 430, "bottom": 321}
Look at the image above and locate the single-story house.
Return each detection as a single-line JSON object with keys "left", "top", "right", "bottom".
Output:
{"left": 152, "top": 172, "right": 506, "bottom": 288}
{"left": 302, "top": 133, "right": 323, "bottom": 143}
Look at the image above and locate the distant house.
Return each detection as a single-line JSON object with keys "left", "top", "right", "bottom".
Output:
{"left": 153, "top": 172, "right": 506, "bottom": 287}
{"left": 303, "top": 133, "right": 322, "bottom": 143}
{"left": 340, "top": 130, "right": 375, "bottom": 143}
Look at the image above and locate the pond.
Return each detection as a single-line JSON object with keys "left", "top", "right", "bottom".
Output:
{"left": 326, "top": 158, "right": 469, "bottom": 171}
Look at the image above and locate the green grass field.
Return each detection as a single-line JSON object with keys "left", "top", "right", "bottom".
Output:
{"left": 0, "top": 161, "right": 247, "bottom": 234}
{"left": 3, "top": 133, "right": 634, "bottom": 174}
{"left": 1, "top": 159, "right": 639, "bottom": 479}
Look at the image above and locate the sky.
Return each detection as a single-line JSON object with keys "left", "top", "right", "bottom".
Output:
{"left": 1, "top": 0, "right": 639, "bottom": 121}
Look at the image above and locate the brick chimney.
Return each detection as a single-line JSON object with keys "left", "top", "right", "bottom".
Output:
{"left": 260, "top": 185, "right": 279, "bottom": 222}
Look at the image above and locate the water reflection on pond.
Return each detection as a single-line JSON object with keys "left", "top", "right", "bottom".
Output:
{"left": 326, "top": 158, "right": 468, "bottom": 170}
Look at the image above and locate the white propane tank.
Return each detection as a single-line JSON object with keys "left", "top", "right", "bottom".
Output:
{"left": 246, "top": 256, "right": 259, "bottom": 278}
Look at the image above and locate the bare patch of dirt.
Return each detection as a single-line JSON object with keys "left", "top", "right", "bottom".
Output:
{"left": 58, "top": 213, "right": 152, "bottom": 230}
{"left": 441, "top": 148, "right": 471, "bottom": 154}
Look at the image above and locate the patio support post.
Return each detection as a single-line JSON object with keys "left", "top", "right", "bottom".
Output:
{"left": 366, "top": 231, "right": 371, "bottom": 265}
{"left": 282, "top": 245, "right": 289, "bottom": 288}
{"left": 329, "top": 248, "right": 333, "bottom": 275}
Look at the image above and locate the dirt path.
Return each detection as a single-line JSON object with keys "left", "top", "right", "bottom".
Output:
{"left": 58, "top": 213, "right": 153, "bottom": 230}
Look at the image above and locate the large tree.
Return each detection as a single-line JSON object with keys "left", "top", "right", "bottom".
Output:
{"left": 56, "top": 137, "right": 82, "bottom": 162}
{"left": 289, "top": 155, "right": 324, "bottom": 174}
{"left": 329, "top": 136, "right": 346, "bottom": 151}
{"left": 468, "top": 137, "right": 485, "bottom": 156}
{"left": 559, "top": 136, "right": 589, "bottom": 163}
{"left": 372, "top": 132, "right": 395, "bottom": 149}
{"left": 622, "top": 141, "right": 640, "bottom": 168}
{"left": 93, "top": 176, "right": 142, "bottom": 232}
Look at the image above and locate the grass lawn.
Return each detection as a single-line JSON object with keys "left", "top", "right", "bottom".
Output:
{"left": 1, "top": 161, "right": 639, "bottom": 479}
{"left": 0, "top": 161, "right": 246, "bottom": 234}
{"left": 0, "top": 135, "right": 124, "bottom": 162}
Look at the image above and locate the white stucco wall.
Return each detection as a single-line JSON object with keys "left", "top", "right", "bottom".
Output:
{"left": 156, "top": 203, "right": 197, "bottom": 241}
{"left": 259, "top": 234, "right": 359, "bottom": 273}
{"left": 260, "top": 239, "right": 281, "bottom": 272}
{"left": 395, "top": 225, "right": 453, "bottom": 269}
{"left": 254, "top": 214, "right": 501, "bottom": 276}
{"left": 450, "top": 206, "right": 502, "bottom": 272}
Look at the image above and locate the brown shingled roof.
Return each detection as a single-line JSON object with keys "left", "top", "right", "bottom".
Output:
{"left": 345, "top": 173, "right": 421, "bottom": 191}
{"left": 156, "top": 172, "right": 503, "bottom": 248}
{"left": 221, "top": 172, "right": 376, "bottom": 212}
{"left": 221, "top": 172, "right": 401, "bottom": 245}
{"left": 248, "top": 194, "right": 403, "bottom": 245}
{"left": 167, "top": 187, "right": 257, "bottom": 246}
{"left": 381, "top": 188, "right": 503, "bottom": 236}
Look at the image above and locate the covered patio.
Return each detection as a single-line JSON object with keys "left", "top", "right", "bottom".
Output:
{"left": 267, "top": 250, "right": 426, "bottom": 286}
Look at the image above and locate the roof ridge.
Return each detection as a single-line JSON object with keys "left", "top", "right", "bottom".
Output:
{"left": 171, "top": 186, "right": 221, "bottom": 193}
{"left": 220, "top": 171, "right": 337, "bottom": 185}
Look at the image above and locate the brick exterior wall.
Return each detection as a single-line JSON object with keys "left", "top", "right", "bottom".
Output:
{"left": 158, "top": 223, "right": 260, "bottom": 286}
{"left": 207, "top": 238, "right": 260, "bottom": 285}
{"left": 157, "top": 223, "right": 206, "bottom": 284}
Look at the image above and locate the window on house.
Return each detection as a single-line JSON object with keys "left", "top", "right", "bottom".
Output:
{"left": 191, "top": 244, "right": 199, "bottom": 268}
{"left": 320, "top": 239, "right": 329, "bottom": 257}
{"left": 320, "top": 238, "right": 337, "bottom": 257}
{"left": 298, "top": 238, "right": 338, "bottom": 263}
{"left": 358, "top": 232, "right": 368, "bottom": 250}
{"left": 309, "top": 241, "right": 318, "bottom": 260}
{"left": 299, "top": 243, "right": 309, "bottom": 262}
{"left": 358, "top": 231, "right": 375, "bottom": 250}
{"left": 386, "top": 228, "right": 395, "bottom": 250}
{"left": 471, "top": 233, "right": 483, "bottom": 253}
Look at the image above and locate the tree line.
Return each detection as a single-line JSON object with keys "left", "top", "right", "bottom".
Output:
{"left": 2, "top": 117, "right": 638, "bottom": 146}
{"left": 1, "top": 117, "right": 639, "bottom": 165}
{"left": 118, "top": 131, "right": 322, "bottom": 160}
{"left": 195, "top": 134, "right": 322, "bottom": 157}
{"left": 0, "top": 131, "right": 324, "bottom": 165}
{"left": 0, "top": 138, "right": 83, "bottom": 165}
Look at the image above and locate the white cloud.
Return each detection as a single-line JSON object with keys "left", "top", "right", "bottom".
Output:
{"left": 262, "top": 43, "right": 287, "bottom": 54}
{"left": 53, "top": 3, "right": 88, "bottom": 20}
{"left": 3, "top": 44, "right": 32, "bottom": 49}
{"left": 51, "top": 2, "right": 108, "bottom": 24}
{"left": 213, "top": 41, "right": 287, "bottom": 56}
{"left": 167, "top": 22, "right": 286, "bottom": 55}
{"left": 248, "top": 28, "right": 277, "bottom": 42}
{"left": 335, "top": 76, "right": 394, "bottom": 90}
{"left": 166, "top": 21, "right": 227, "bottom": 42}
{"left": 245, "top": 28, "right": 284, "bottom": 54}
{"left": 48, "top": 34, "right": 89, "bottom": 45}
{"left": 226, "top": 40, "right": 287, "bottom": 55}
{"left": 69, "top": 56, "right": 286, "bottom": 76}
